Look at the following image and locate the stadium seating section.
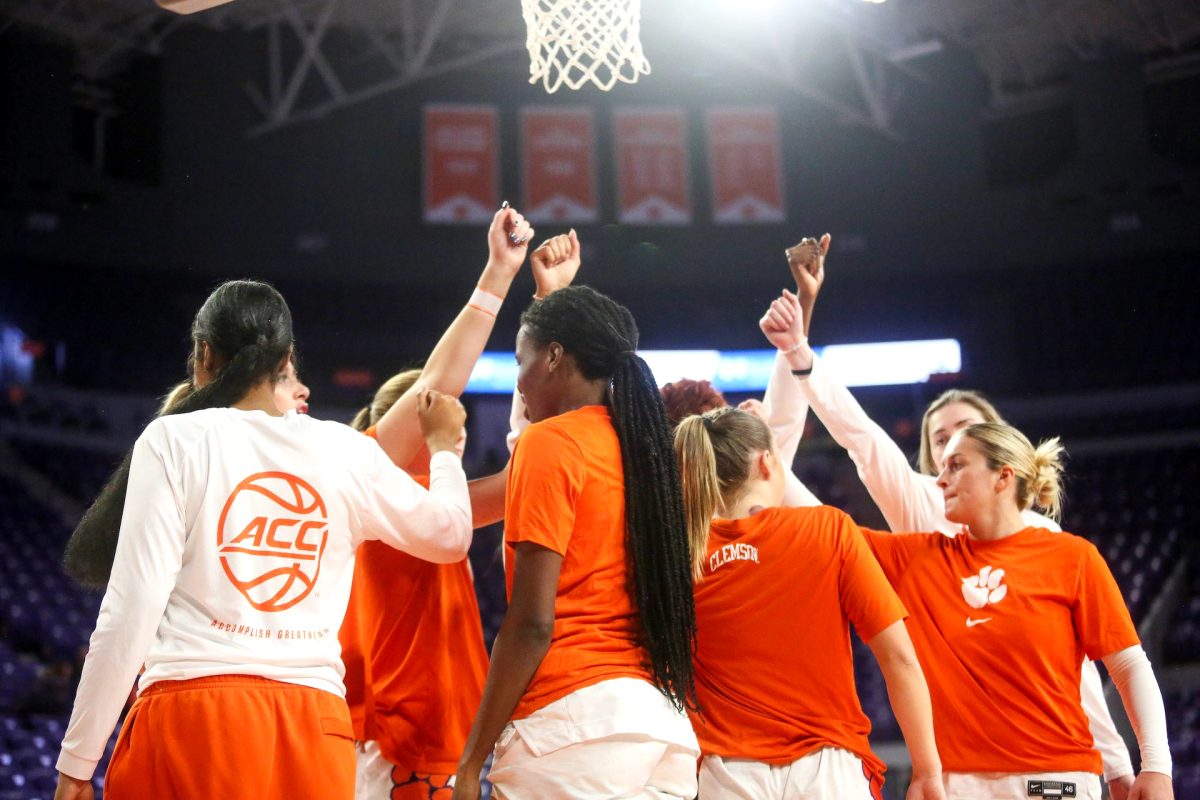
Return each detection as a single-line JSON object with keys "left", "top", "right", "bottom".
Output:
{"left": 1, "top": 395, "right": 1196, "bottom": 800}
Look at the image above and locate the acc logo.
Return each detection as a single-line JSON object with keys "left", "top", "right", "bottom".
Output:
{"left": 217, "top": 472, "right": 329, "bottom": 613}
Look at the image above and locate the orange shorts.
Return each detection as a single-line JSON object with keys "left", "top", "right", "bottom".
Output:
{"left": 104, "top": 675, "right": 355, "bottom": 800}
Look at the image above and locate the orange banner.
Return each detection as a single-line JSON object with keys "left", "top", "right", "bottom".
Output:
{"left": 423, "top": 105, "right": 499, "bottom": 224}
{"left": 706, "top": 107, "right": 785, "bottom": 224}
{"left": 521, "top": 107, "right": 597, "bottom": 223}
{"left": 614, "top": 108, "right": 691, "bottom": 224}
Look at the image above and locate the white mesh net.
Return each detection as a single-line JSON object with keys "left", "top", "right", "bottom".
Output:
{"left": 520, "top": 0, "right": 651, "bottom": 93}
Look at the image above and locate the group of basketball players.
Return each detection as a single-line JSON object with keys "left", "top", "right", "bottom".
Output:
{"left": 51, "top": 207, "right": 1172, "bottom": 800}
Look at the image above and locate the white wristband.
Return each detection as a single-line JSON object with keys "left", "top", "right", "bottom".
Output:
{"left": 468, "top": 287, "right": 503, "bottom": 318}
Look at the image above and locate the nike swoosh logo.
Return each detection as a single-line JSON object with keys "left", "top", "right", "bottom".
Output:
{"left": 966, "top": 617, "right": 992, "bottom": 627}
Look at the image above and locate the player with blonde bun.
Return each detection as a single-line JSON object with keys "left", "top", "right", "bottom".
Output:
{"left": 856, "top": 420, "right": 1174, "bottom": 800}
{"left": 775, "top": 241, "right": 1138, "bottom": 793}
{"left": 54, "top": 279, "right": 473, "bottom": 800}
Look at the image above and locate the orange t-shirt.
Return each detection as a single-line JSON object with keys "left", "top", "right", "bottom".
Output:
{"left": 691, "top": 506, "right": 905, "bottom": 781}
{"left": 862, "top": 526, "right": 1140, "bottom": 775}
{"left": 504, "top": 405, "right": 651, "bottom": 720}
{"left": 338, "top": 430, "right": 489, "bottom": 774}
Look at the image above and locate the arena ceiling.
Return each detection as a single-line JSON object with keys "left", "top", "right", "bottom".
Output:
{"left": 7, "top": 0, "right": 1200, "bottom": 138}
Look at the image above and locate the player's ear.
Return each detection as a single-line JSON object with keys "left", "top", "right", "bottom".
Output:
{"left": 755, "top": 449, "right": 774, "bottom": 482}
{"left": 546, "top": 342, "right": 565, "bottom": 372}
{"left": 994, "top": 464, "right": 1015, "bottom": 496}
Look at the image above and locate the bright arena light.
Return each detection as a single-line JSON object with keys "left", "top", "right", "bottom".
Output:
{"left": 464, "top": 339, "right": 962, "bottom": 393}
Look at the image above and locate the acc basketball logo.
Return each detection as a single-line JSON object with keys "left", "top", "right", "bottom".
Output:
{"left": 217, "top": 472, "right": 329, "bottom": 613}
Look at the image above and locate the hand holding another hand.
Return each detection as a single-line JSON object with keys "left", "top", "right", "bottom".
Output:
{"left": 785, "top": 233, "right": 830, "bottom": 336}
{"left": 417, "top": 388, "right": 468, "bottom": 455}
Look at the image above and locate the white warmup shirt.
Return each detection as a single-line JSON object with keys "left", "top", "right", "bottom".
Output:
{"left": 795, "top": 354, "right": 1134, "bottom": 781}
{"left": 57, "top": 408, "right": 472, "bottom": 781}
{"left": 762, "top": 351, "right": 822, "bottom": 507}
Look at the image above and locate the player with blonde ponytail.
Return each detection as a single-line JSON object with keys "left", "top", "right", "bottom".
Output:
{"left": 674, "top": 403, "right": 945, "bottom": 799}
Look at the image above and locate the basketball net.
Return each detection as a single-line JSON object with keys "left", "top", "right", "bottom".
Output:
{"left": 521, "top": 0, "right": 651, "bottom": 92}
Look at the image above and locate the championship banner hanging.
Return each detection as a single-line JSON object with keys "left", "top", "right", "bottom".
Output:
{"left": 423, "top": 105, "right": 499, "bottom": 224}
{"left": 521, "top": 107, "right": 598, "bottom": 223}
{"left": 614, "top": 108, "right": 691, "bottom": 224}
{"left": 706, "top": 107, "right": 786, "bottom": 224}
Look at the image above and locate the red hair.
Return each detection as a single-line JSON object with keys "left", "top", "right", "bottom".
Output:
{"left": 660, "top": 379, "right": 727, "bottom": 429}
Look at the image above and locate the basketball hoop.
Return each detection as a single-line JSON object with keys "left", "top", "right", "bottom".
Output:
{"left": 521, "top": 0, "right": 651, "bottom": 93}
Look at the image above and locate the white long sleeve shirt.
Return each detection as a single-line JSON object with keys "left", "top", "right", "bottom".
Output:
{"left": 796, "top": 354, "right": 1134, "bottom": 780}
{"left": 57, "top": 408, "right": 472, "bottom": 781}
{"left": 762, "top": 351, "right": 822, "bottom": 507}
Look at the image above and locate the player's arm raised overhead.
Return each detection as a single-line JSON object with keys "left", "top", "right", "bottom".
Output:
{"left": 374, "top": 206, "right": 533, "bottom": 469}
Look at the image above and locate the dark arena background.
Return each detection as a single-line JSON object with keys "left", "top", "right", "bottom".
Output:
{"left": 2, "top": 0, "right": 1199, "bottom": 798}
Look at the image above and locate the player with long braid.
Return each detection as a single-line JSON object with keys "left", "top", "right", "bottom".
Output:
{"left": 453, "top": 285, "right": 699, "bottom": 800}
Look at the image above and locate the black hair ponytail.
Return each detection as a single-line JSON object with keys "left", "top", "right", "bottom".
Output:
{"left": 521, "top": 286, "right": 697, "bottom": 710}
{"left": 64, "top": 280, "right": 293, "bottom": 588}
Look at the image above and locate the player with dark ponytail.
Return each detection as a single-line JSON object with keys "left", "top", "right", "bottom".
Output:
{"left": 453, "top": 282, "right": 699, "bottom": 800}
{"left": 64, "top": 208, "right": 528, "bottom": 593}
{"left": 64, "top": 283, "right": 305, "bottom": 588}
{"left": 54, "top": 279, "right": 473, "bottom": 800}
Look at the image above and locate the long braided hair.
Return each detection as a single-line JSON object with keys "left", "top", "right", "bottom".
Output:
{"left": 64, "top": 280, "right": 294, "bottom": 588}
{"left": 520, "top": 286, "right": 697, "bottom": 711}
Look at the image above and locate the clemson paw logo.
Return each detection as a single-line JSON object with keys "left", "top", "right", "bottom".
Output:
{"left": 217, "top": 472, "right": 329, "bottom": 613}
{"left": 961, "top": 565, "right": 1007, "bottom": 609}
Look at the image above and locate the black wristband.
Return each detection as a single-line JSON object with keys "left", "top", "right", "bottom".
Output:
{"left": 790, "top": 367, "right": 814, "bottom": 377}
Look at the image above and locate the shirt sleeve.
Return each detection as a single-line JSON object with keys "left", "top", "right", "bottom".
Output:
{"left": 357, "top": 446, "right": 472, "bottom": 564}
{"left": 764, "top": 351, "right": 809, "bottom": 469}
{"left": 781, "top": 471, "right": 822, "bottom": 507}
{"left": 1104, "top": 646, "right": 1172, "bottom": 777}
{"left": 1022, "top": 508, "right": 1063, "bottom": 533}
{"left": 1073, "top": 542, "right": 1140, "bottom": 662}
{"left": 857, "top": 527, "right": 935, "bottom": 586}
{"left": 798, "top": 355, "right": 951, "bottom": 533}
{"left": 504, "top": 423, "right": 585, "bottom": 556}
{"left": 835, "top": 514, "right": 908, "bottom": 642}
{"left": 1080, "top": 656, "right": 1135, "bottom": 780}
{"left": 762, "top": 353, "right": 821, "bottom": 506}
{"left": 57, "top": 422, "right": 186, "bottom": 781}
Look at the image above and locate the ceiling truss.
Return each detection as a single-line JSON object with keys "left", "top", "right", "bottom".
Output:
{"left": 3, "top": 0, "right": 1199, "bottom": 137}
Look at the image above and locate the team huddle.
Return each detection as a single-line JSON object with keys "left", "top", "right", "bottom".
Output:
{"left": 51, "top": 208, "right": 1172, "bottom": 800}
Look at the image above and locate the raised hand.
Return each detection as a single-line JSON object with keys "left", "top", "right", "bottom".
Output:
{"left": 416, "top": 388, "right": 468, "bottom": 455}
{"left": 758, "top": 289, "right": 806, "bottom": 353}
{"left": 785, "top": 233, "right": 830, "bottom": 336}
{"left": 737, "top": 398, "right": 768, "bottom": 424}
{"left": 485, "top": 204, "right": 535, "bottom": 281}
{"left": 530, "top": 229, "right": 582, "bottom": 299}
